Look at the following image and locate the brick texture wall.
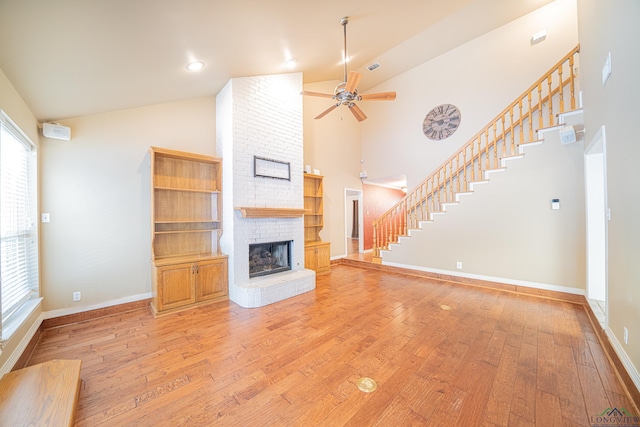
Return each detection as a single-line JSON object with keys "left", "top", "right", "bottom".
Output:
{"left": 216, "top": 73, "right": 304, "bottom": 286}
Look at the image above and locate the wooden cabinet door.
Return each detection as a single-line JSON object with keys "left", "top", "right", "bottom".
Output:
{"left": 195, "top": 258, "right": 228, "bottom": 302}
{"left": 304, "top": 245, "right": 317, "bottom": 271}
{"left": 156, "top": 263, "right": 195, "bottom": 311}
{"left": 316, "top": 243, "right": 331, "bottom": 274}
{"left": 305, "top": 243, "right": 330, "bottom": 274}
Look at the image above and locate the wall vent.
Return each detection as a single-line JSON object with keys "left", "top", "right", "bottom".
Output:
{"left": 367, "top": 62, "right": 381, "bottom": 72}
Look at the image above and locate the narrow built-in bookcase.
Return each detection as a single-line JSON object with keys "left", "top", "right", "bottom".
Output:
{"left": 150, "top": 146, "right": 228, "bottom": 315}
{"left": 304, "top": 174, "right": 331, "bottom": 274}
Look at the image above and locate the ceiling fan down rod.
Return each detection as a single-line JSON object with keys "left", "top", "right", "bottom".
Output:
{"left": 341, "top": 17, "right": 348, "bottom": 84}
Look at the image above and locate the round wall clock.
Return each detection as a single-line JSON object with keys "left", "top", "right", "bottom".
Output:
{"left": 423, "top": 104, "right": 461, "bottom": 140}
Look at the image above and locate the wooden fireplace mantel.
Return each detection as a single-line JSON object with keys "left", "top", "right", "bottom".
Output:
{"left": 235, "top": 207, "right": 306, "bottom": 218}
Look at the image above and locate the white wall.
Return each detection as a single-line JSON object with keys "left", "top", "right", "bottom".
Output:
{"left": 578, "top": 0, "right": 640, "bottom": 385}
{"left": 384, "top": 131, "right": 586, "bottom": 291}
{"left": 41, "top": 97, "right": 216, "bottom": 311}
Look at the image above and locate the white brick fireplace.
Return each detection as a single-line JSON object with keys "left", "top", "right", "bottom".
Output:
{"left": 216, "top": 72, "right": 315, "bottom": 308}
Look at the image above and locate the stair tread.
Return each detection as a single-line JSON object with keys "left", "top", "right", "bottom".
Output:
{"left": 0, "top": 359, "right": 82, "bottom": 427}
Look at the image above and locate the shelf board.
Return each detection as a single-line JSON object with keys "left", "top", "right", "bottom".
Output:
{"left": 235, "top": 207, "right": 306, "bottom": 218}
{"left": 151, "top": 146, "right": 222, "bottom": 164}
{"left": 154, "top": 187, "right": 220, "bottom": 194}
{"left": 154, "top": 229, "right": 218, "bottom": 235}
{"left": 154, "top": 220, "right": 221, "bottom": 224}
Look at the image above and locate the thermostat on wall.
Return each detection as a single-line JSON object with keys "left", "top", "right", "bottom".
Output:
{"left": 42, "top": 123, "right": 71, "bottom": 141}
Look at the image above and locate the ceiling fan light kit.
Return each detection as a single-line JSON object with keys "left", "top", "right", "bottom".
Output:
{"left": 300, "top": 17, "right": 396, "bottom": 122}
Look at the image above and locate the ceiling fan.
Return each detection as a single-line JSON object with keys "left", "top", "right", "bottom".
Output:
{"left": 301, "top": 17, "right": 397, "bottom": 122}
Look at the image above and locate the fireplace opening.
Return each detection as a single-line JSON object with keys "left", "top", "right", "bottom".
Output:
{"left": 249, "top": 240, "right": 292, "bottom": 278}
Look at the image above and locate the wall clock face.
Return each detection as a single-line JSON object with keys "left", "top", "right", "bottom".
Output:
{"left": 423, "top": 104, "right": 461, "bottom": 140}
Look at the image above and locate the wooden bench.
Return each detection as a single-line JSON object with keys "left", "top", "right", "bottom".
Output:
{"left": 0, "top": 359, "right": 82, "bottom": 427}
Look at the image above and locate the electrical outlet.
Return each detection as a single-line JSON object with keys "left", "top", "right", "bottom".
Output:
{"left": 624, "top": 327, "right": 628, "bottom": 345}
{"left": 73, "top": 291, "right": 81, "bottom": 302}
{"left": 456, "top": 261, "right": 463, "bottom": 270}
{"left": 41, "top": 213, "right": 50, "bottom": 223}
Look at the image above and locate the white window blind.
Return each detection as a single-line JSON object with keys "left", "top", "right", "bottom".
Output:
{"left": 0, "top": 112, "right": 38, "bottom": 323}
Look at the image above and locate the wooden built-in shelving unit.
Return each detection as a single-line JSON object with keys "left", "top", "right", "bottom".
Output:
{"left": 150, "top": 147, "right": 228, "bottom": 315}
{"left": 304, "top": 174, "right": 330, "bottom": 274}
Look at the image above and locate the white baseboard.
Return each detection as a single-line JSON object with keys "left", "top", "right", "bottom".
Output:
{"left": 382, "top": 261, "right": 585, "bottom": 296}
{"left": 42, "top": 292, "right": 152, "bottom": 320}
{"left": 606, "top": 326, "right": 640, "bottom": 394}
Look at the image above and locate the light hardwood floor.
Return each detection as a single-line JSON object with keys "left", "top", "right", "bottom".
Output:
{"left": 27, "top": 265, "right": 638, "bottom": 426}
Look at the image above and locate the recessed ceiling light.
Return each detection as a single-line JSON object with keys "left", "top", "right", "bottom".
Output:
{"left": 286, "top": 58, "right": 297, "bottom": 68}
{"left": 186, "top": 61, "right": 205, "bottom": 72}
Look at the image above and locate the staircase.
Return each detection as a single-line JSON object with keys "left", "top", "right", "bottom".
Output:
{"left": 373, "top": 45, "right": 581, "bottom": 263}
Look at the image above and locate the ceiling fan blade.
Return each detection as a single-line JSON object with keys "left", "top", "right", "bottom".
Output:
{"left": 301, "top": 91, "right": 334, "bottom": 99}
{"left": 359, "top": 91, "right": 397, "bottom": 101}
{"left": 315, "top": 104, "right": 339, "bottom": 119}
{"left": 345, "top": 71, "right": 362, "bottom": 93}
{"left": 349, "top": 103, "right": 367, "bottom": 122}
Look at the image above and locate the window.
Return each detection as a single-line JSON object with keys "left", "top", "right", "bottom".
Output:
{"left": 0, "top": 111, "right": 39, "bottom": 325}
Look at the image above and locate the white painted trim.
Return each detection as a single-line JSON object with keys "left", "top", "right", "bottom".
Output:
{"left": 484, "top": 168, "right": 506, "bottom": 179}
{"left": 468, "top": 180, "right": 489, "bottom": 190}
{"left": 1, "top": 298, "right": 42, "bottom": 344}
{"left": 0, "top": 304, "right": 44, "bottom": 375}
{"left": 518, "top": 140, "right": 544, "bottom": 154}
{"left": 41, "top": 292, "right": 152, "bottom": 320}
{"left": 0, "top": 316, "right": 43, "bottom": 375}
{"left": 343, "top": 187, "right": 364, "bottom": 255}
{"left": 382, "top": 261, "right": 585, "bottom": 296}
{"left": 606, "top": 326, "right": 640, "bottom": 393}
{"left": 557, "top": 108, "right": 584, "bottom": 124}
{"left": 537, "top": 124, "right": 564, "bottom": 139}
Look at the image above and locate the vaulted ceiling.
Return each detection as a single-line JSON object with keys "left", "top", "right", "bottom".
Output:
{"left": 0, "top": 0, "right": 552, "bottom": 122}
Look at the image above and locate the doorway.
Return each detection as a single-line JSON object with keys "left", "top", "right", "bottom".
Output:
{"left": 585, "top": 125, "right": 608, "bottom": 327}
{"left": 344, "top": 188, "right": 363, "bottom": 256}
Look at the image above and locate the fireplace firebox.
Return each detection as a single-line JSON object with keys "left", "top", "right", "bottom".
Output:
{"left": 249, "top": 241, "right": 292, "bottom": 278}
